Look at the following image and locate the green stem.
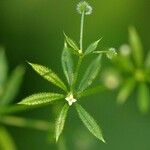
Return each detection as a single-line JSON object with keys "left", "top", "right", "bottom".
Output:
{"left": 80, "top": 12, "right": 85, "bottom": 51}
{"left": 0, "top": 115, "right": 51, "bottom": 131}
{"left": 93, "top": 51, "right": 108, "bottom": 54}
{"left": 71, "top": 12, "right": 85, "bottom": 92}
{"left": 71, "top": 56, "right": 83, "bottom": 91}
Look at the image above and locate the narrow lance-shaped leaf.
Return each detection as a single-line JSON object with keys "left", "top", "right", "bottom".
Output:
{"left": 117, "top": 78, "right": 136, "bottom": 104}
{"left": 0, "top": 116, "right": 50, "bottom": 131}
{"left": 0, "top": 66, "right": 25, "bottom": 105}
{"left": 18, "top": 93, "right": 64, "bottom": 106}
{"left": 137, "top": 83, "right": 149, "bottom": 114}
{"left": 75, "top": 103, "right": 105, "bottom": 142}
{"left": 84, "top": 38, "right": 102, "bottom": 55}
{"left": 145, "top": 50, "right": 150, "bottom": 70}
{"left": 78, "top": 55, "right": 101, "bottom": 92}
{"left": 64, "top": 33, "right": 80, "bottom": 55}
{"left": 55, "top": 104, "right": 69, "bottom": 142}
{"left": 61, "top": 42, "right": 74, "bottom": 86}
{"left": 0, "top": 48, "right": 8, "bottom": 88}
{"left": 129, "top": 26, "right": 144, "bottom": 67}
{"left": 0, "top": 105, "right": 29, "bottom": 115}
{"left": 0, "top": 126, "right": 16, "bottom": 150}
{"left": 28, "top": 62, "right": 67, "bottom": 92}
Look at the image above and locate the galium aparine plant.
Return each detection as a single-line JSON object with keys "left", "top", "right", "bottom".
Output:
{"left": 18, "top": 1, "right": 116, "bottom": 142}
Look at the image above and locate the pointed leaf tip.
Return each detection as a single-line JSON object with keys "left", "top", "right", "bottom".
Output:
{"left": 55, "top": 104, "right": 69, "bottom": 142}
{"left": 128, "top": 26, "right": 143, "bottom": 67}
{"left": 18, "top": 93, "right": 64, "bottom": 106}
{"left": 0, "top": 65, "right": 25, "bottom": 105}
{"left": 75, "top": 103, "right": 105, "bottom": 143}
{"left": 28, "top": 62, "right": 67, "bottom": 92}
{"left": 84, "top": 38, "right": 102, "bottom": 55}
{"left": 63, "top": 32, "right": 80, "bottom": 55}
{"left": 61, "top": 43, "right": 74, "bottom": 86}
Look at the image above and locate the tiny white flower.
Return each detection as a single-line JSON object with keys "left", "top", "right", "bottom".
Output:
{"left": 65, "top": 93, "right": 77, "bottom": 106}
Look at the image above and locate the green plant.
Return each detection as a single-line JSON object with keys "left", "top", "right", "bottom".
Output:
{"left": 108, "top": 27, "right": 150, "bottom": 114}
{"left": 0, "top": 48, "right": 51, "bottom": 150}
{"left": 18, "top": 1, "right": 118, "bottom": 143}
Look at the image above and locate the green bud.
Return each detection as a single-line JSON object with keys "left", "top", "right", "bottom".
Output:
{"left": 77, "top": 1, "right": 92, "bottom": 15}
{"left": 102, "top": 70, "right": 121, "bottom": 90}
{"left": 119, "top": 44, "right": 131, "bottom": 57}
{"left": 106, "top": 48, "right": 117, "bottom": 59}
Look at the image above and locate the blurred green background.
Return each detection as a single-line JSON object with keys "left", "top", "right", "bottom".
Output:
{"left": 0, "top": 0, "right": 150, "bottom": 149}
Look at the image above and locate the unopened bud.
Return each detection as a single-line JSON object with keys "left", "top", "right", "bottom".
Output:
{"left": 119, "top": 44, "right": 131, "bottom": 57}
{"left": 77, "top": 1, "right": 92, "bottom": 15}
{"left": 106, "top": 48, "right": 117, "bottom": 59}
{"left": 102, "top": 70, "right": 121, "bottom": 90}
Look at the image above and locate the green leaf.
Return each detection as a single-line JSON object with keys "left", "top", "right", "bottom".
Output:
{"left": 0, "top": 105, "right": 29, "bottom": 115}
{"left": 145, "top": 50, "right": 150, "bottom": 70}
{"left": 55, "top": 104, "right": 69, "bottom": 142}
{"left": 84, "top": 39, "right": 102, "bottom": 55}
{"left": 28, "top": 62, "right": 67, "bottom": 92}
{"left": 129, "top": 26, "right": 143, "bottom": 67}
{"left": 0, "top": 48, "right": 8, "bottom": 88}
{"left": 137, "top": 83, "right": 149, "bottom": 114}
{"left": 78, "top": 55, "right": 101, "bottom": 92}
{"left": 61, "top": 42, "right": 74, "bottom": 86}
{"left": 0, "top": 126, "right": 16, "bottom": 150}
{"left": 0, "top": 116, "right": 50, "bottom": 131}
{"left": 64, "top": 33, "right": 80, "bottom": 54}
{"left": 18, "top": 93, "right": 64, "bottom": 106}
{"left": 0, "top": 66, "right": 25, "bottom": 105}
{"left": 117, "top": 78, "right": 136, "bottom": 104}
{"left": 75, "top": 103, "right": 105, "bottom": 142}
